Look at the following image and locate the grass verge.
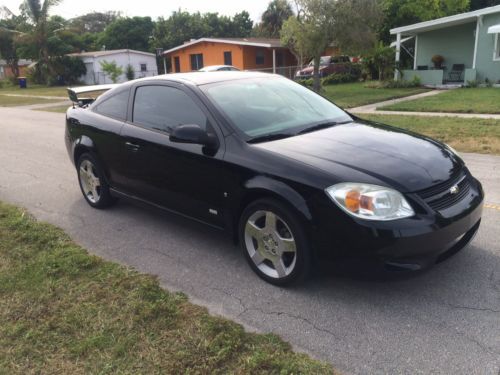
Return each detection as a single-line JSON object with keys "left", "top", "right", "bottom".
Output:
{"left": 0, "top": 94, "right": 64, "bottom": 107}
{"left": 0, "top": 202, "right": 334, "bottom": 374}
{"left": 0, "top": 85, "right": 69, "bottom": 97}
{"left": 360, "top": 114, "right": 500, "bottom": 155}
{"left": 323, "top": 82, "right": 430, "bottom": 109}
{"left": 379, "top": 88, "right": 500, "bottom": 114}
{"left": 34, "top": 104, "right": 71, "bottom": 113}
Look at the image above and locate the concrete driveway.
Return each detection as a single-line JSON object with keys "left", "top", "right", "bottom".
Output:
{"left": 0, "top": 106, "right": 499, "bottom": 375}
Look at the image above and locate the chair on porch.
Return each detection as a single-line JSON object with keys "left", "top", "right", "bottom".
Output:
{"left": 417, "top": 65, "right": 428, "bottom": 70}
{"left": 448, "top": 64, "right": 465, "bottom": 82}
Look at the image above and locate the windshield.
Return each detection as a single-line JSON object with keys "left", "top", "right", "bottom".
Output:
{"left": 308, "top": 56, "right": 331, "bottom": 66}
{"left": 200, "top": 77, "right": 351, "bottom": 139}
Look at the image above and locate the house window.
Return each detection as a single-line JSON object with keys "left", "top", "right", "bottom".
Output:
{"left": 140, "top": 63, "right": 147, "bottom": 72}
{"left": 190, "top": 54, "right": 204, "bottom": 70}
{"left": 256, "top": 49, "right": 265, "bottom": 65}
{"left": 174, "top": 56, "right": 180, "bottom": 72}
{"left": 224, "top": 51, "right": 232, "bottom": 66}
{"left": 495, "top": 34, "right": 500, "bottom": 61}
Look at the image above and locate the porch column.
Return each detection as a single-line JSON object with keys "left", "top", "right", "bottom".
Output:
{"left": 413, "top": 35, "right": 418, "bottom": 70}
{"left": 163, "top": 57, "right": 167, "bottom": 74}
{"left": 394, "top": 33, "right": 401, "bottom": 80}
{"left": 472, "top": 16, "right": 482, "bottom": 69}
{"left": 272, "top": 48, "right": 276, "bottom": 74}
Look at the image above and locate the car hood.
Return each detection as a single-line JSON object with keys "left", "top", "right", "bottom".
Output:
{"left": 254, "top": 120, "right": 462, "bottom": 192}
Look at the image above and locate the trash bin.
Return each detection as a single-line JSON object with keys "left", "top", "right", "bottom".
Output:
{"left": 18, "top": 77, "right": 27, "bottom": 89}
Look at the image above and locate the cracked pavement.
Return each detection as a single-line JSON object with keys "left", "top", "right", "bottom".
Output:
{"left": 0, "top": 106, "right": 499, "bottom": 374}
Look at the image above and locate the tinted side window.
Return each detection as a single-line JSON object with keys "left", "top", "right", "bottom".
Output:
{"left": 133, "top": 85, "right": 207, "bottom": 132}
{"left": 94, "top": 90, "right": 129, "bottom": 121}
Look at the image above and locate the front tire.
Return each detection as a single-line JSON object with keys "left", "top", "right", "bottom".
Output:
{"left": 239, "top": 198, "right": 311, "bottom": 286}
{"left": 77, "top": 153, "right": 116, "bottom": 209}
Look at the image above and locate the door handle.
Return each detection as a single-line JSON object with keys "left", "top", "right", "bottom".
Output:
{"left": 125, "top": 142, "right": 140, "bottom": 151}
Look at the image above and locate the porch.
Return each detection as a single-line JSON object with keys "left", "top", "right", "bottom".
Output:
{"left": 391, "top": 10, "right": 486, "bottom": 86}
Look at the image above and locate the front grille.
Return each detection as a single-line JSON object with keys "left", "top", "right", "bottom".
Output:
{"left": 416, "top": 171, "right": 472, "bottom": 211}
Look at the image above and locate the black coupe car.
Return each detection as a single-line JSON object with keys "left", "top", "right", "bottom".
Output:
{"left": 65, "top": 72, "right": 483, "bottom": 285}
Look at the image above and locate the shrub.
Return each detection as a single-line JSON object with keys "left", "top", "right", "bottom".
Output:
{"left": 125, "top": 64, "right": 135, "bottom": 81}
{"left": 365, "top": 76, "right": 421, "bottom": 89}
{"left": 466, "top": 79, "right": 479, "bottom": 88}
{"left": 99, "top": 60, "right": 123, "bottom": 83}
{"left": 321, "top": 72, "right": 358, "bottom": 85}
{"left": 48, "top": 56, "right": 87, "bottom": 85}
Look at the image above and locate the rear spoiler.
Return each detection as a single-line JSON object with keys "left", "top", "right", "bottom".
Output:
{"left": 67, "top": 84, "right": 120, "bottom": 106}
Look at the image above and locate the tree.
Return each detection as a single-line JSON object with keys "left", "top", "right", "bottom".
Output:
{"left": 99, "top": 60, "right": 123, "bottom": 83}
{"left": 70, "top": 11, "right": 121, "bottom": 33}
{"left": 378, "top": 0, "right": 470, "bottom": 43}
{"left": 231, "top": 11, "right": 253, "bottom": 36}
{"left": 99, "top": 17, "right": 154, "bottom": 51}
{"left": 0, "top": 8, "right": 24, "bottom": 79}
{"left": 17, "top": 0, "right": 63, "bottom": 82}
{"left": 259, "top": 0, "right": 294, "bottom": 37}
{"left": 282, "top": 0, "right": 381, "bottom": 91}
{"left": 153, "top": 10, "right": 253, "bottom": 52}
{"left": 470, "top": 0, "right": 500, "bottom": 9}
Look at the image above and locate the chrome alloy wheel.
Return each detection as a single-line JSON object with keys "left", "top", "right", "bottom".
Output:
{"left": 244, "top": 210, "right": 297, "bottom": 279}
{"left": 79, "top": 159, "right": 101, "bottom": 204}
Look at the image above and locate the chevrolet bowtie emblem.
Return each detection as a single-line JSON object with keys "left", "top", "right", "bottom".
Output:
{"left": 450, "top": 185, "right": 460, "bottom": 194}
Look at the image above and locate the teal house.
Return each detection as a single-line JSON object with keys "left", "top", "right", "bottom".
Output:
{"left": 391, "top": 5, "right": 500, "bottom": 85}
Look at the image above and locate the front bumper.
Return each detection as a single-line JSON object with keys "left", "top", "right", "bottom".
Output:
{"left": 311, "top": 177, "right": 484, "bottom": 272}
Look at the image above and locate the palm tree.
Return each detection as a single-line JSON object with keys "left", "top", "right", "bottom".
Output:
{"left": 261, "top": 0, "right": 294, "bottom": 38}
{"left": 21, "top": 0, "right": 62, "bottom": 81}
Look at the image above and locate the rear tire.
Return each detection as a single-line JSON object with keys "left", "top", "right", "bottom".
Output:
{"left": 77, "top": 153, "right": 116, "bottom": 209}
{"left": 239, "top": 198, "right": 311, "bottom": 286}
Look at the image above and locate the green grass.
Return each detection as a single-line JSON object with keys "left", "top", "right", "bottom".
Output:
{"left": 323, "top": 82, "right": 430, "bottom": 108}
{"left": 34, "top": 104, "right": 71, "bottom": 113}
{"left": 0, "top": 95, "right": 65, "bottom": 107}
{"left": 379, "top": 88, "right": 500, "bottom": 114}
{"left": 0, "top": 201, "right": 335, "bottom": 375}
{"left": 360, "top": 114, "right": 500, "bottom": 155}
{"left": 0, "top": 85, "right": 69, "bottom": 97}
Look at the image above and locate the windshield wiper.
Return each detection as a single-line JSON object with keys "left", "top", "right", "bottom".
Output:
{"left": 297, "top": 120, "right": 352, "bottom": 135}
{"left": 247, "top": 133, "right": 295, "bottom": 144}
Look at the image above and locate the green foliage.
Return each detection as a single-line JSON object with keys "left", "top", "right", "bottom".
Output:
{"left": 466, "top": 79, "right": 479, "bottom": 88}
{"left": 153, "top": 11, "right": 253, "bottom": 52}
{"left": 69, "top": 11, "right": 121, "bottom": 33}
{"left": 379, "top": 0, "right": 470, "bottom": 43}
{"left": 98, "top": 16, "right": 154, "bottom": 51}
{"left": 49, "top": 56, "right": 86, "bottom": 85}
{"left": 125, "top": 64, "right": 135, "bottom": 81}
{"left": 367, "top": 75, "right": 421, "bottom": 88}
{"left": 321, "top": 64, "right": 363, "bottom": 85}
{"left": 362, "top": 43, "right": 396, "bottom": 81}
{"left": 282, "top": 0, "right": 380, "bottom": 92}
{"left": 470, "top": 0, "right": 500, "bottom": 9}
{"left": 257, "top": 0, "right": 294, "bottom": 38}
{"left": 99, "top": 60, "right": 123, "bottom": 83}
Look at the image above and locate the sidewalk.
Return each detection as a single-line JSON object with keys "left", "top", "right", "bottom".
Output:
{"left": 349, "top": 90, "right": 500, "bottom": 119}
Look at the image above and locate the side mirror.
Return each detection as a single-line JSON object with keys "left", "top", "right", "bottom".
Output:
{"left": 169, "top": 124, "right": 218, "bottom": 150}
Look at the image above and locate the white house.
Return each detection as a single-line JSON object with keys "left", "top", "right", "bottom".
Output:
{"left": 67, "top": 49, "right": 158, "bottom": 85}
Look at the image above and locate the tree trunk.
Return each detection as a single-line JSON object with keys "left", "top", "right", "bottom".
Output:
{"left": 312, "top": 54, "right": 321, "bottom": 92}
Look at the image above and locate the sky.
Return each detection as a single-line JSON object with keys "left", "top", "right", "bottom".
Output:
{"left": 2, "top": 0, "right": 271, "bottom": 22}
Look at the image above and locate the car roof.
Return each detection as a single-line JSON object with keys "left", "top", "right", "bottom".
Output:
{"left": 199, "top": 65, "right": 235, "bottom": 71}
{"left": 132, "top": 71, "right": 277, "bottom": 86}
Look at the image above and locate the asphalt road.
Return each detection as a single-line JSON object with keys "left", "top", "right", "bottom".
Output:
{"left": 1, "top": 106, "right": 499, "bottom": 375}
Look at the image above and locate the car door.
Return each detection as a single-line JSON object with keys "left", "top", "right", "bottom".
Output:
{"left": 118, "top": 82, "right": 228, "bottom": 227}
{"left": 80, "top": 88, "right": 130, "bottom": 188}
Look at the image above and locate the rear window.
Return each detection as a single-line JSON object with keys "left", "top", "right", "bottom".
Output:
{"left": 93, "top": 90, "right": 129, "bottom": 121}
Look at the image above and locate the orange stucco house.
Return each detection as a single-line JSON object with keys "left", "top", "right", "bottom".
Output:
{"left": 163, "top": 38, "right": 298, "bottom": 76}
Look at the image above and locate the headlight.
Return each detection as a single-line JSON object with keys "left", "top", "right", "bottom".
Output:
{"left": 325, "top": 183, "right": 414, "bottom": 221}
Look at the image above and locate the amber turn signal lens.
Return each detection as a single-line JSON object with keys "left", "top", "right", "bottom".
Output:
{"left": 345, "top": 190, "right": 360, "bottom": 212}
